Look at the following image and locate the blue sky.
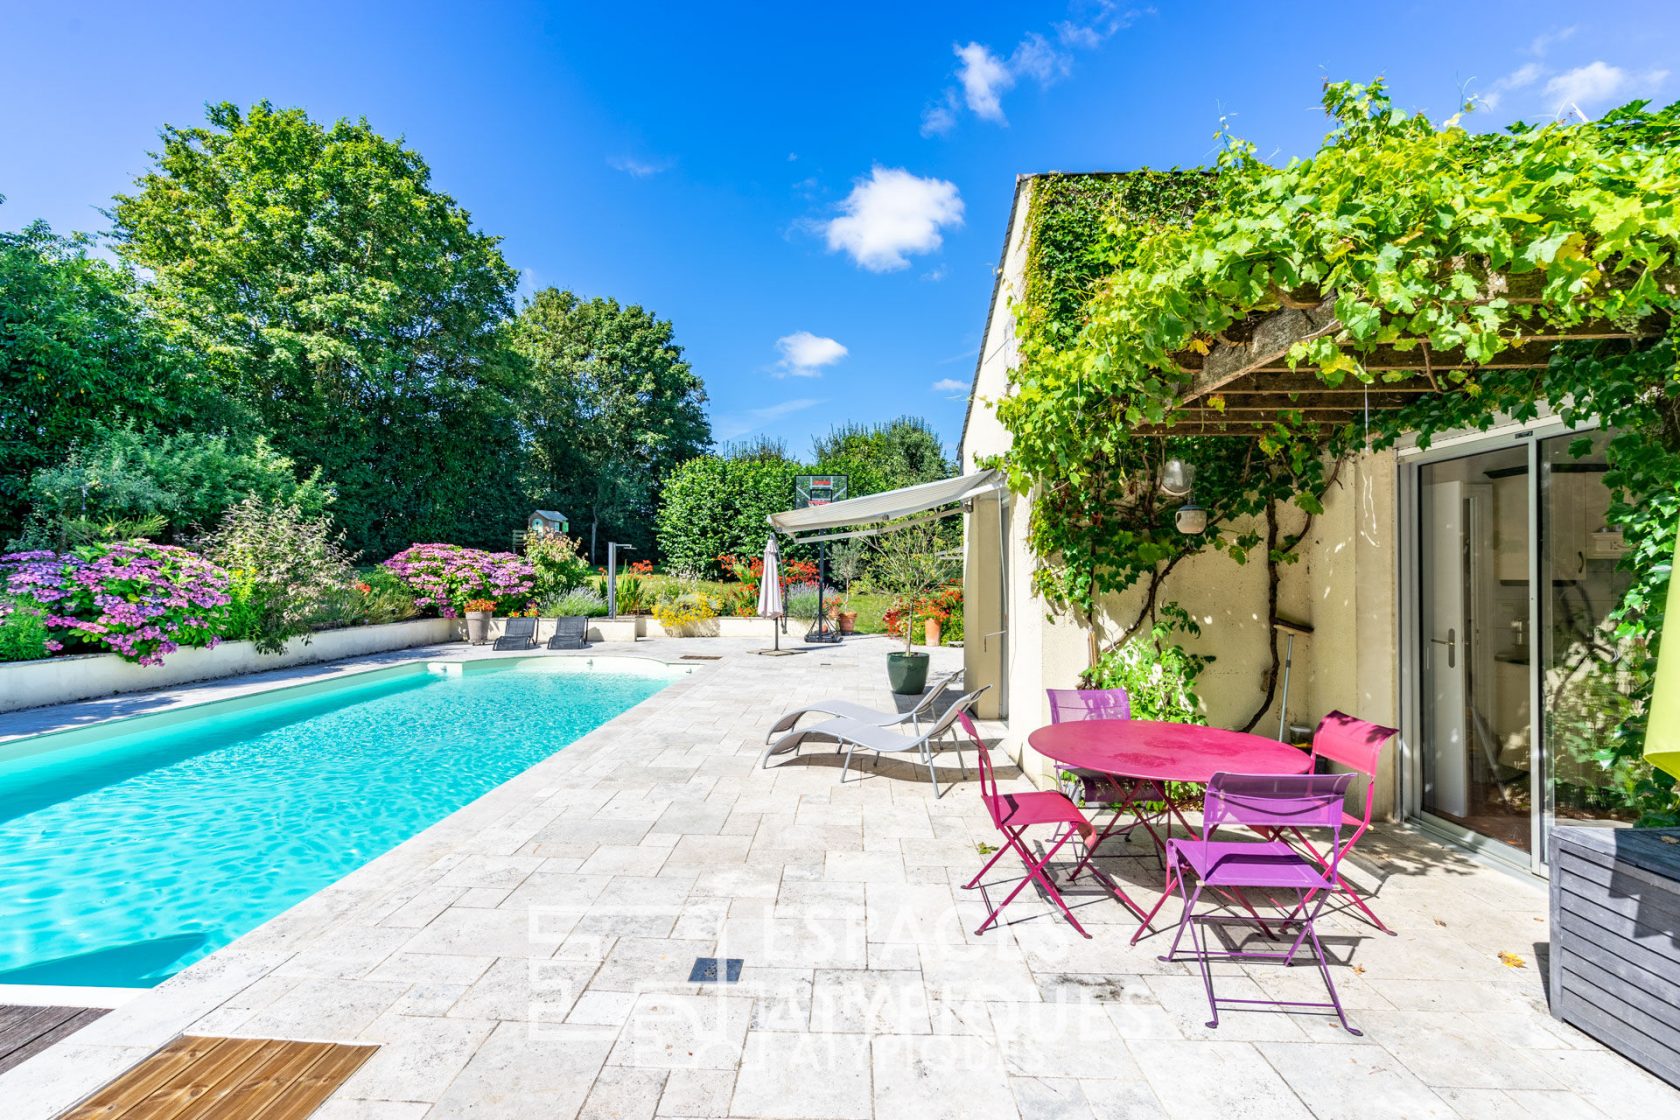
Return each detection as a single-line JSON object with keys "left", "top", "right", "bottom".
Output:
{"left": 3, "top": 2, "right": 1676, "bottom": 459}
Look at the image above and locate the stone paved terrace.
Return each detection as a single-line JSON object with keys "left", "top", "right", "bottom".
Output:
{"left": 2, "top": 635, "right": 1677, "bottom": 1119}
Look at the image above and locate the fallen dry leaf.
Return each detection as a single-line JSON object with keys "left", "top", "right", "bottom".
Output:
{"left": 1660, "top": 835, "right": 1678, "bottom": 845}
{"left": 1498, "top": 950, "right": 1526, "bottom": 969}
{"left": 1352, "top": 963, "right": 1367, "bottom": 975}
{"left": 1433, "top": 918, "right": 1447, "bottom": 927}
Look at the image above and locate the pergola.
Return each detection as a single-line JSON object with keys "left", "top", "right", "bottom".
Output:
{"left": 1136, "top": 290, "right": 1664, "bottom": 435}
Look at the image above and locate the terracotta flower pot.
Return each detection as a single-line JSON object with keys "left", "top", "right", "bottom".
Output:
{"left": 838, "top": 610, "right": 858, "bottom": 634}
{"left": 924, "top": 618, "right": 942, "bottom": 648}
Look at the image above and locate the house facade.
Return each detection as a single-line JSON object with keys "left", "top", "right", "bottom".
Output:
{"left": 959, "top": 174, "right": 1637, "bottom": 877}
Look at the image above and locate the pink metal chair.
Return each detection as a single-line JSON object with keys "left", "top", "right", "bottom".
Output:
{"left": 1160, "top": 771, "right": 1362, "bottom": 1035}
{"left": 1292, "top": 710, "right": 1399, "bottom": 934}
{"left": 958, "top": 712, "right": 1108, "bottom": 938}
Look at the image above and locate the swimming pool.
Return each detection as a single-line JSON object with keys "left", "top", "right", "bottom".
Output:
{"left": 0, "top": 656, "right": 684, "bottom": 988}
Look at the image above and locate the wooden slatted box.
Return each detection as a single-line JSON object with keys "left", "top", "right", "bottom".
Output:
{"left": 1548, "top": 825, "right": 1680, "bottom": 1090}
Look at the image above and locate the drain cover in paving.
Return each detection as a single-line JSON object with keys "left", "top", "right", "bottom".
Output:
{"left": 689, "top": 957, "right": 743, "bottom": 983}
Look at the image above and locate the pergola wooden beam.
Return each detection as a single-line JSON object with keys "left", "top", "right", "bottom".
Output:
{"left": 1146, "top": 291, "right": 1665, "bottom": 437}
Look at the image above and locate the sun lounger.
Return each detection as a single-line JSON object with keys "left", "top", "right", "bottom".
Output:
{"left": 547, "top": 615, "right": 588, "bottom": 650}
{"left": 493, "top": 616, "right": 537, "bottom": 651}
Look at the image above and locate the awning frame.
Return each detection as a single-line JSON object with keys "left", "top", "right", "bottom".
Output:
{"left": 767, "top": 469, "right": 1005, "bottom": 543}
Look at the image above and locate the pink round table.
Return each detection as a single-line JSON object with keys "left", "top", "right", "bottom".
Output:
{"left": 1027, "top": 719, "right": 1310, "bottom": 785}
{"left": 1027, "top": 719, "right": 1311, "bottom": 938}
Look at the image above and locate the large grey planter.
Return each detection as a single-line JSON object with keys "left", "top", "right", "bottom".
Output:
{"left": 1548, "top": 825, "right": 1680, "bottom": 1089}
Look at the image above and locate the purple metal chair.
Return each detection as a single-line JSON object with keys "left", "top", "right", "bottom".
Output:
{"left": 1046, "top": 688, "right": 1143, "bottom": 871}
{"left": 1160, "top": 771, "right": 1362, "bottom": 1035}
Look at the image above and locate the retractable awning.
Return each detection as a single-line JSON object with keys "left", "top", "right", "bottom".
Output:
{"left": 767, "top": 469, "right": 1005, "bottom": 542}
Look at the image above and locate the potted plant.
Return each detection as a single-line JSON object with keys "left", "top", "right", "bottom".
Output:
{"left": 463, "top": 597, "right": 496, "bottom": 644}
{"left": 870, "top": 520, "right": 959, "bottom": 694}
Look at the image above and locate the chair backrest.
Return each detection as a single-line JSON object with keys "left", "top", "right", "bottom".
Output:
{"left": 956, "top": 711, "right": 997, "bottom": 805}
{"left": 1203, "top": 772, "right": 1354, "bottom": 838}
{"left": 1309, "top": 711, "right": 1397, "bottom": 830}
{"left": 921, "top": 687, "right": 988, "bottom": 742}
{"left": 557, "top": 615, "right": 587, "bottom": 635}
{"left": 912, "top": 671, "right": 961, "bottom": 717}
{"left": 1310, "top": 710, "right": 1397, "bottom": 776}
{"left": 1046, "top": 688, "right": 1131, "bottom": 724}
{"left": 505, "top": 616, "right": 536, "bottom": 637}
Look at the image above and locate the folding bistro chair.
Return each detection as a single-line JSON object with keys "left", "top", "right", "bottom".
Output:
{"left": 959, "top": 712, "right": 1140, "bottom": 938}
{"left": 1286, "top": 711, "right": 1399, "bottom": 934}
{"left": 1160, "top": 771, "right": 1362, "bottom": 1035}
{"left": 1044, "top": 688, "right": 1151, "bottom": 874}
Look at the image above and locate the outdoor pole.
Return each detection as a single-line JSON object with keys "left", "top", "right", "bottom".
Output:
{"left": 606, "top": 543, "right": 634, "bottom": 619}
{"left": 817, "top": 541, "right": 827, "bottom": 640}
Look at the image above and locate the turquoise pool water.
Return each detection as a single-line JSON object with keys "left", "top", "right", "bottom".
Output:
{"left": 0, "top": 657, "right": 680, "bottom": 988}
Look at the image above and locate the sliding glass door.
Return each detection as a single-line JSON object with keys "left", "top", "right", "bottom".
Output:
{"left": 1409, "top": 425, "right": 1645, "bottom": 873}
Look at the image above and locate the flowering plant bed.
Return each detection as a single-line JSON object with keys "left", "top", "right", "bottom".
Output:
{"left": 1, "top": 543, "right": 233, "bottom": 665}
{"left": 383, "top": 544, "right": 535, "bottom": 617}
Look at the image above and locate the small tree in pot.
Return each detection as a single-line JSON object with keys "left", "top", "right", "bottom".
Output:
{"left": 870, "top": 519, "right": 959, "bottom": 693}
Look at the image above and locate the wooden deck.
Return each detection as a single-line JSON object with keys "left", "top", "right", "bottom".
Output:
{"left": 0, "top": 1005, "right": 110, "bottom": 1076}
{"left": 56, "top": 1035, "right": 376, "bottom": 1120}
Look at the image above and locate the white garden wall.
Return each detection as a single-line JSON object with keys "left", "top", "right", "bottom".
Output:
{"left": 0, "top": 618, "right": 458, "bottom": 714}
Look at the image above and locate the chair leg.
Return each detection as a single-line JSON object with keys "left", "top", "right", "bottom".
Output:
{"left": 975, "top": 828, "right": 1090, "bottom": 938}
{"left": 924, "top": 746, "right": 943, "bottom": 799}
{"left": 840, "top": 743, "right": 856, "bottom": 784}
{"left": 963, "top": 834, "right": 1014, "bottom": 889}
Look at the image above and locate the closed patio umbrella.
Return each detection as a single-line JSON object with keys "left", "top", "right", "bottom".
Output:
{"left": 757, "top": 534, "right": 785, "bottom": 652}
{"left": 1645, "top": 529, "right": 1680, "bottom": 780}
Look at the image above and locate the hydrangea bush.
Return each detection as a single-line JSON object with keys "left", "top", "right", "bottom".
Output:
{"left": 0, "top": 543, "right": 233, "bottom": 665}
{"left": 382, "top": 543, "right": 535, "bottom": 616}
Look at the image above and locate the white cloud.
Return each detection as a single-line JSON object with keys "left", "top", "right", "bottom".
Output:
{"left": 1478, "top": 62, "right": 1540, "bottom": 109}
{"left": 926, "top": 5, "right": 1150, "bottom": 134}
{"left": 920, "top": 93, "right": 959, "bottom": 137}
{"left": 824, "top": 167, "right": 964, "bottom": 272}
{"left": 931, "top": 377, "right": 969, "bottom": 396}
{"left": 1544, "top": 61, "right": 1667, "bottom": 113}
{"left": 713, "top": 397, "right": 824, "bottom": 441}
{"left": 607, "top": 155, "right": 674, "bottom": 177}
{"left": 1529, "top": 26, "right": 1577, "bottom": 57}
{"left": 956, "top": 42, "right": 1014, "bottom": 121}
{"left": 774, "top": 331, "right": 848, "bottom": 377}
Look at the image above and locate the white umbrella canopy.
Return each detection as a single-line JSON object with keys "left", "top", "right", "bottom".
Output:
{"left": 757, "top": 535, "right": 784, "bottom": 618}
{"left": 757, "top": 535, "right": 786, "bottom": 653}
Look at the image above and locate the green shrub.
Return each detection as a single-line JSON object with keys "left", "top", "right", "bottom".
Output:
{"left": 525, "top": 533, "right": 592, "bottom": 597}
{"left": 202, "top": 497, "right": 356, "bottom": 653}
{"left": 353, "top": 566, "right": 422, "bottom": 625}
{"left": 0, "top": 597, "right": 55, "bottom": 662}
{"left": 542, "top": 587, "right": 608, "bottom": 617}
{"left": 1079, "top": 605, "right": 1212, "bottom": 723}
{"left": 15, "top": 423, "right": 331, "bottom": 548}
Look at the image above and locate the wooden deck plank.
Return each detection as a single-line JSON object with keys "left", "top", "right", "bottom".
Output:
{"left": 61, "top": 1037, "right": 241, "bottom": 1120}
{"left": 169, "top": 1041, "right": 332, "bottom": 1120}
{"left": 117, "top": 1037, "right": 272, "bottom": 1120}
{"left": 0, "top": 1007, "right": 110, "bottom": 1075}
{"left": 55, "top": 1036, "right": 378, "bottom": 1120}
{"left": 245, "top": 1042, "right": 375, "bottom": 1120}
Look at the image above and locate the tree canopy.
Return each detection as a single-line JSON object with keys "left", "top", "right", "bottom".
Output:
{"left": 0, "top": 218, "right": 204, "bottom": 538}
{"left": 110, "top": 102, "right": 527, "bottom": 555}
{"left": 509, "top": 288, "right": 711, "bottom": 560}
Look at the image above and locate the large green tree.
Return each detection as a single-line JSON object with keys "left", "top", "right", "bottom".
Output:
{"left": 811, "top": 416, "right": 952, "bottom": 495}
{"left": 509, "top": 288, "right": 710, "bottom": 560}
{"left": 109, "top": 102, "right": 527, "bottom": 556}
{"left": 0, "top": 216, "right": 204, "bottom": 539}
